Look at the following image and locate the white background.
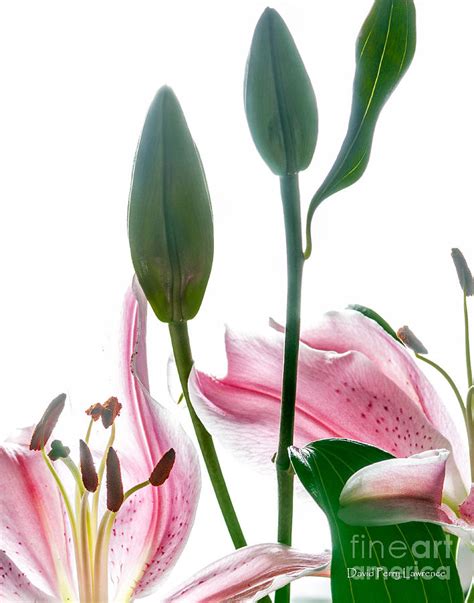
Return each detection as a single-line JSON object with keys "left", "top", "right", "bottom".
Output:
{"left": 1, "top": 1, "right": 473, "bottom": 600}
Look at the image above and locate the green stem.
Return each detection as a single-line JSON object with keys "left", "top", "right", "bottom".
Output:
{"left": 275, "top": 174, "right": 304, "bottom": 603}
{"left": 466, "top": 387, "right": 474, "bottom": 482}
{"left": 415, "top": 354, "right": 466, "bottom": 422}
{"left": 464, "top": 294, "right": 473, "bottom": 388}
{"left": 467, "top": 582, "right": 474, "bottom": 603}
{"left": 168, "top": 321, "right": 247, "bottom": 550}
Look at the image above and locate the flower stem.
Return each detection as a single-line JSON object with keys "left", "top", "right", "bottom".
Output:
{"left": 464, "top": 293, "right": 473, "bottom": 388}
{"left": 169, "top": 321, "right": 247, "bottom": 550}
{"left": 466, "top": 387, "right": 474, "bottom": 482}
{"left": 415, "top": 354, "right": 466, "bottom": 422}
{"left": 275, "top": 174, "right": 304, "bottom": 603}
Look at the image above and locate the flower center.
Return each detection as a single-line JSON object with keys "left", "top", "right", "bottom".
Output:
{"left": 29, "top": 394, "right": 175, "bottom": 603}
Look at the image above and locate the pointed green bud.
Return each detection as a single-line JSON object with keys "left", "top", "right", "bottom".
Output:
{"left": 244, "top": 7, "right": 317, "bottom": 175}
{"left": 48, "top": 439, "right": 70, "bottom": 462}
{"left": 451, "top": 248, "right": 474, "bottom": 296}
{"left": 128, "top": 86, "right": 214, "bottom": 323}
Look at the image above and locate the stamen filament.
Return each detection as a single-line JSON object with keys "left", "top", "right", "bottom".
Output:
{"left": 61, "top": 456, "right": 86, "bottom": 495}
{"left": 41, "top": 447, "right": 87, "bottom": 602}
{"left": 85, "top": 418, "right": 94, "bottom": 445}
{"left": 93, "top": 510, "right": 115, "bottom": 603}
{"left": 92, "top": 423, "right": 116, "bottom": 539}
{"left": 124, "top": 480, "right": 149, "bottom": 502}
{"left": 415, "top": 353, "right": 466, "bottom": 422}
{"left": 80, "top": 493, "right": 94, "bottom": 602}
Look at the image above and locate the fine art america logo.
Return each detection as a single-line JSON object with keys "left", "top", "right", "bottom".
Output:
{"left": 346, "top": 535, "right": 451, "bottom": 581}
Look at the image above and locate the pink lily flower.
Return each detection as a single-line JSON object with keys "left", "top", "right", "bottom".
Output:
{"left": 0, "top": 280, "right": 200, "bottom": 602}
{"left": 0, "top": 283, "right": 331, "bottom": 602}
{"left": 188, "top": 309, "right": 472, "bottom": 539}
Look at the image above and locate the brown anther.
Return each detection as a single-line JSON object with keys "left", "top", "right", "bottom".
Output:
{"left": 30, "top": 393, "right": 67, "bottom": 451}
{"left": 101, "top": 397, "right": 122, "bottom": 429}
{"left": 149, "top": 449, "right": 176, "bottom": 487}
{"left": 79, "top": 439, "right": 98, "bottom": 493}
{"left": 85, "top": 403, "right": 104, "bottom": 422}
{"left": 106, "top": 447, "right": 124, "bottom": 512}
{"left": 397, "top": 326, "right": 428, "bottom": 355}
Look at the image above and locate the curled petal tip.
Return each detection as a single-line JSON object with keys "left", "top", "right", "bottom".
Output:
{"left": 29, "top": 393, "right": 66, "bottom": 451}
{"left": 149, "top": 448, "right": 176, "bottom": 487}
{"left": 106, "top": 447, "right": 124, "bottom": 512}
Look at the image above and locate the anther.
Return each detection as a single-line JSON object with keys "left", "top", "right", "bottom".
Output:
{"left": 101, "top": 397, "right": 122, "bottom": 429}
{"left": 106, "top": 447, "right": 124, "bottom": 512}
{"left": 397, "top": 326, "right": 428, "bottom": 355}
{"left": 149, "top": 449, "right": 176, "bottom": 486}
{"left": 30, "top": 393, "right": 66, "bottom": 451}
{"left": 85, "top": 403, "right": 104, "bottom": 421}
{"left": 80, "top": 439, "right": 98, "bottom": 492}
{"left": 451, "top": 248, "right": 474, "bottom": 296}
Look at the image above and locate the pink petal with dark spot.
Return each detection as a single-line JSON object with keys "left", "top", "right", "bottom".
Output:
{"left": 300, "top": 310, "right": 470, "bottom": 493}
{"left": 0, "top": 550, "right": 55, "bottom": 602}
{"left": 107, "top": 281, "right": 200, "bottom": 601}
{"left": 163, "top": 543, "right": 330, "bottom": 602}
{"left": 0, "top": 428, "right": 75, "bottom": 599}
{"left": 189, "top": 326, "right": 467, "bottom": 503}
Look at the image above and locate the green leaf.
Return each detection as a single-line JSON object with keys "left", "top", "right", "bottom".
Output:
{"left": 348, "top": 304, "right": 402, "bottom": 343}
{"left": 290, "top": 439, "right": 462, "bottom": 603}
{"left": 244, "top": 8, "right": 318, "bottom": 176}
{"left": 128, "top": 86, "right": 214, "bottom": 323}
{"left": 305, "top": 0, "right": 416, "bottom": 257}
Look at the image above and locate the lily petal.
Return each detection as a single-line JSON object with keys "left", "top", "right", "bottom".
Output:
{"left": 0, "top": 428, "right": 75, "bottom": 600}
{"left": 338, "top": 450, "right": 474, "bottom": 545}
{"left": 190, "top": 328, "right": 466, "bottom": 502}
{"left": 0, "top": 550, "right": 55, "bottom": 602}
{"left": 300, "top": 310, "right": 470, "bottom": 493}
{"left": 108, "top": 281, "right": 200, "bottom": 601}
{"left": 460, "top": 485, "right": 474, "bottom": 525}
{"left": 163, "top": 543, "right": 330, "bottom": 602}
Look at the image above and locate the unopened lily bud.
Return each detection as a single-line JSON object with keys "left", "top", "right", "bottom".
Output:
{"left": 128, "top": 86, "right": 214, "bottom": 323}
{"left": 149, "top": 449, "right": 176, "bottom": 487}
{"left": 106, "top": 447, "right": 124, "bottom": 512}
{"left": 101, "top": 397, "right": 122, "bottom": 429}
{"left": 451, "top": 248, "right": 474, "bottom": 296}
{"left": 397, "top": 326, "right": 428, "bottom": 355}
{"left": 30, "top": 393, "right": 66, "bottom": 451}
{"left": 244, "top": 8, "right": 318, "bottom": 175}
{"left": 80, "top": 439, "right": 98, "bottom": 493}
{"left": 48, "top": 439, "right": 70, "bottom": 461}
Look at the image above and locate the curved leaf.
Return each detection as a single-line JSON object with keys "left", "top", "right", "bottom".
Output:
{"left": 305, "top": 0, "right": 416, "bottom": 257}
{"left": 290, "top": 439, "right": 462, "bottom": 603}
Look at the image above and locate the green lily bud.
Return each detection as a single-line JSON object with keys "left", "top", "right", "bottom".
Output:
{"left": 244, "top": 7, "right": 318, "bottom": 176}
{"left": 128, "top": 86, "right": 214, "bottom": 323}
